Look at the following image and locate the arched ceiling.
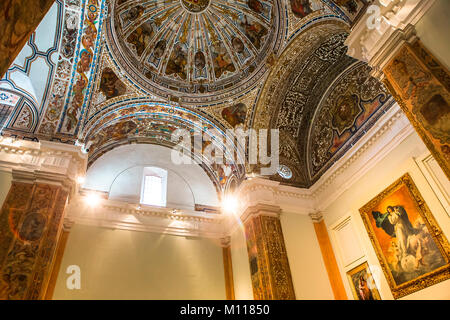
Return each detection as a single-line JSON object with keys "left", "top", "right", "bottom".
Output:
{"left": 1, "top": 0, "right": 385, "bottom": 192}
{"left": 254, "top": 20, "right": 394, "bottom": 187}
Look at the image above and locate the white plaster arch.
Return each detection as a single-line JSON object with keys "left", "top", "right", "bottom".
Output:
{"left": 84, "top": 144, "right": 219, "bottom": 208}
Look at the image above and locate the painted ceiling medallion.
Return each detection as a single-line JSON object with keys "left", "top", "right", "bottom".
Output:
{"left": 181, "top": 0, "right": 211, "bottom": 13}
{"left": 108, "top": 0, "right": 282, "bottom": 104}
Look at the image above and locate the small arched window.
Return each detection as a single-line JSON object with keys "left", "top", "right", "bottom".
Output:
{"left": 140, "top": 167, "right": 167, "bottom": 207}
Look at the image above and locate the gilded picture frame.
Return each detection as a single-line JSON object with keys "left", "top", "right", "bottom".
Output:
{"left": 347, "top": 262, "right": 381, "bottom": 300}
{"left": 359, "top": 173, "right": 450, "bottom": 299}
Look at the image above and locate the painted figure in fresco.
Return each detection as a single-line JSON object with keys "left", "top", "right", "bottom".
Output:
{"left": 127, "top": 21, "right": 154, "bottom": 57}
{"left": 290, "top": 0, "right": 313, "bottom": 18}
{"left": 181, "top": 0, "right": 210, "bottom": 13}
{"left": 77, "top": 50, "right": 92, "bottom": 73}
{"left": 239, "top": 17, "right": 268, "bottom": 49}
{"left": 232, "top": 37, "right": 245, "bottom": 54}
{"left": 390, "top": 58, "right": 430, "bottom": 100}
{"left": 248, "top": 0, "right": 264, "bottom": 13}
{"left": 222, "top": 103, "right": 247, "bottom": 127}
{"left": 123, "top": 5, "right": 144, "bottom": 24}
{"left": 333, "top": 0, "right": 359, "bottom": 14}
{"left": 195, "top": 51, "right": 206, "bottom": 70}
{"left": 149, "top": 39, "right": 167, "bottom": 65}
{"left": 166, "top": 43, "right": 188, "bottom": 79}
{"left": 211, "top": 42, "right": 235, "bottom": 78}
{"left": 99, "top": 68, "right": 127, "bottom": 100}
{"left": 418, "top": 94, "right": 450, "bottom": 144}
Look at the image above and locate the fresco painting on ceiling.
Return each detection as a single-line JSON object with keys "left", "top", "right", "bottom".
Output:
{"left": 62, "top": 0, "right": 101, "bottom": 134}
{"left": 332, "top": 0, "right": 373, "bottom": 24}
{"left": 86, "top": 119, "right": 138, "bottom": 151}
{"left": 109, "top": 0, "right": 277, "bottom": 98}
{"left": 166, "top": 43, "right": 188, "bottom": 80}
{"left": 309, "top": 62, "right": 390, "bottom": 179}
{"left": 360, "top": 173, "right": 450, "bottom": 299}
{"left": 330, "top": 94, "right": 361, "bottom": 135}
{"left": 149, "top": 39, "right": 167, "bottom": 66}
{"left": 181, "top": 0, "right": 210, "bottom": 13}
{"left": 222, "top": 103, "right": 247, "bottom": 127}
{"left": 99, "top": 67, "right": 127, "bottom": 100}
{"left": 290, "top": 0, "right": 313, "bottom": 19}
{"left": 231, "top": 36, "right": 251, "bottom": 62}
{"left": 194, "top": 51, "right": 206, "bottom": 70}
{"left": 127, "top": 21, "right": 155, "bottom": 57}
{"left": 211, "top": 42, "right": 236, "bottom": 79}
{"left": 121, "top": 5, "right": 144, "bottom": 27}
{"left": 328, "top": 94, "right": 383, "bottom": 154}
{"left": 247, "top": 0, "right": 270, "bottom": 16}
{"left": 238, "top": 17, "right": 268, "bottom": 50}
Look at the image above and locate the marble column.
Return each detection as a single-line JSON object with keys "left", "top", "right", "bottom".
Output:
{"left": 242, "top": 204, "right": 296, "bottom": 300}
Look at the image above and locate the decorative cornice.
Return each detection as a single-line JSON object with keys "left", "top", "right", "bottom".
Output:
{"left": 0, "top": 137, "right": 87, "bottom": 190}
{"left": 64, "top": 195, "right": 226, "bottom": 239}
{"left": 101, "top": 203, "right": 222, "bottom": 224}
{"left": 345, "top": 0, "right": 435, "bottom": 79}
{"left": 309, "top": 212, "right": 323, "bottom": 223}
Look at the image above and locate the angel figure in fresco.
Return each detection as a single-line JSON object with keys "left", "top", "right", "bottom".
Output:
{"left": 372, "top": 206, "right": 418, "bottom": 261}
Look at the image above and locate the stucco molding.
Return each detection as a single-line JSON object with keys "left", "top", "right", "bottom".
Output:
{"left": 345, "top": 0, "right": 435, "bottom": 79}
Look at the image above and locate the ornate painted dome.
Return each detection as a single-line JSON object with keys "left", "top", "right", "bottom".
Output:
{"left": 107, "top": 0, "right": 282, "bottom": 104}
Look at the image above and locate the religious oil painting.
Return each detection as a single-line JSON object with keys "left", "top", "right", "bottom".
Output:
{"left": 347, "top": 262, "right": 381, "bottom": 300}
{"left": 359, "top": 173, "right": 450, "bottom": 298}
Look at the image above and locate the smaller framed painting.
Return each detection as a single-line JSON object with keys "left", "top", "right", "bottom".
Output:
{"left": 347, "top": 262, "right": 381, "bottom": 300}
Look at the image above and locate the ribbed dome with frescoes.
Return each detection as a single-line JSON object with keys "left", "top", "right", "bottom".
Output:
{"left": 107, "top": 0, "right": 282, "bottom": 103}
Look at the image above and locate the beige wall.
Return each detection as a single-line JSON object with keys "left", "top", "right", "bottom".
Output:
{"left": 416, "top": 0, "right": 450, "bottom": 69}
{"left": 53, "top": 224, "right": 226, "bottom": 300}
{"left": 0, "top": 171, "right": 12, "bottom": 208}
{"left": 323, "top": 131, "right": 450, "bottom": 300}
{"left": 230, "top": 226, "right": 253, "bottom": 299}
{"left": 281, "top": 212, "right": 335, "bottom": 299}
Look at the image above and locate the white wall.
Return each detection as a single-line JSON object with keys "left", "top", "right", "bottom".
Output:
{"left": 416, "top": 0, "right": 450, "bottom": 69}
{"left": 323, "top": 131, "right": 450, "bottom": 300}
{"left": 280, "top": 212, "right": 334, "bottom": 299}
{"left": 53, "top": 224, "right": 226, "bottom": 300}
{"left": 230, "top": 226, "right": 253, "bottom": 299}
{"left": 109, "top": 165, "right": 196, "bottom": 210}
